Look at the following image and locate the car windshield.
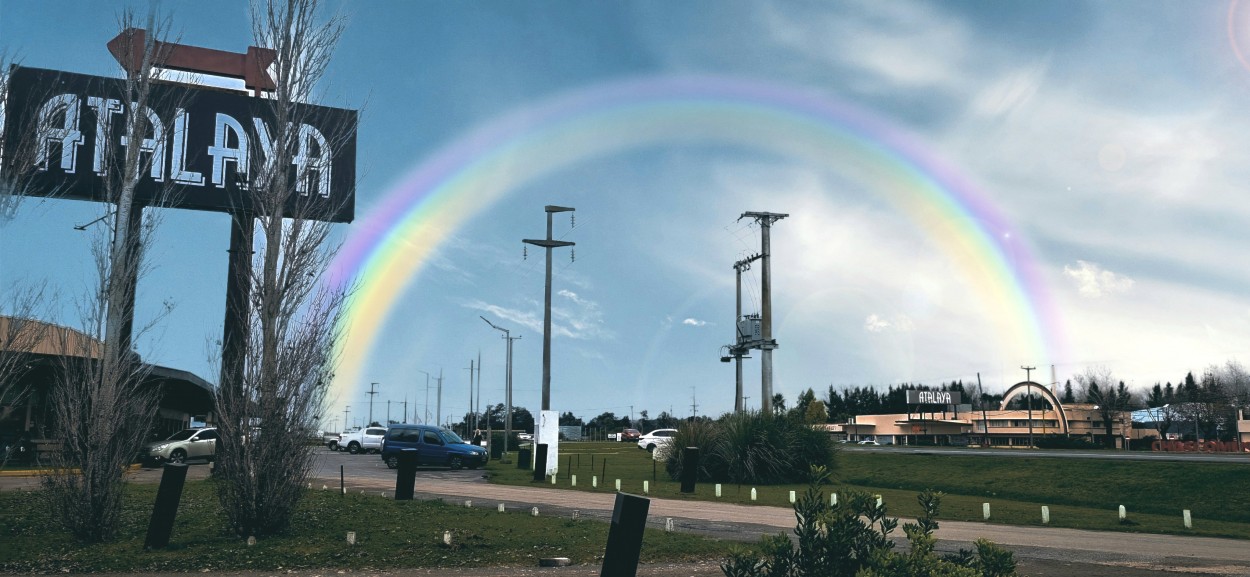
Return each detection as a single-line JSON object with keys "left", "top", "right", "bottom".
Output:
{"left": 165, "top": 429, "right": 197, "bottom": 441}
{"left": 439, "top": 429, "right": 466, "bottom": 444}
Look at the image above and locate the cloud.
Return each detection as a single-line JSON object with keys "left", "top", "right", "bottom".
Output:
{"left": 682, "top": 318, "right": 708, "bottom": 327}
{"left": 464, "top": 292, "right": 613, "bottom": 341}
{"left": 1063, "top": 260, "right": 1134, "bottom": 298}
{"left": 864, "top": 314, "right": 915, "bottom": 333}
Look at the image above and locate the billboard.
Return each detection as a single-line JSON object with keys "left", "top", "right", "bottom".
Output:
{"left": 906, "top": 390, "right": 962, "bottom": 405}
{"left": 1, "top": 66, "right": 355, "bottom": 223}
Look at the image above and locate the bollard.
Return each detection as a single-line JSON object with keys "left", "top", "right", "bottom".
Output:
{"left": 1041, "top": 506, "right": 1050, "bottom": 524}
{"left": 340, "top": 464, "right": 345, "bottom": 496}
{"left": 572, "top": 474, "right": 577, "bottom": 487}
{"left": 600, "top": 492, "right": 651, "bottom": 577}
{"left": 615, "top": 478, "right": 622, "bottom": 491}
{"left": 750, "top": 488, "right": 757, "bottom": 501}
{"left": 322, "top": 485, "right": 327, "bottom": 491}
{"left": 347, "top": 531, "right": 357, "bottom": 545}
{"left": 831, "top": 492, "right": 838, "bottom": 506}
{"left": 443, "top": 530, "right": 451, "bottom": 545}
{"left": 715, "top": 484, "right": 722, "bottom": 497}
{"left": 394, "top": 449, "right": 418, "bottom": 500}
{"left": 679, "top": 447, "right": 699, "bottom": 493}
{"left": 643, "top": 480, "right": 649, "bottom": 495}
{"left": 532, "top": 506, "right": 540, "bottom": 517}
{"left": 1119, "top": 505, "right": 1126, "bottom": 521}
{"left": 498, "top": 503, "right": 506, "bottom": 512}
{"left": 593, "top": 476, "right": 598, "bottom": 488}
{"left": 573, "top": 510, "right": 580, "bottom": 521}
{"left": 983, "top": 503, "right": 991, "bottom": 520}
{"left": 552, "top": 475, "right": 557, "bottom": 485}
{"left": 144, "top": 463, "right": 190, "bottom": 549}
{"left": 1184, "top": 509, "right": 1192, "bottom": 529}
{"left": 464, "top": 500, "right": 472, "bottom": 508}
{"left": 876, "top": 495, "right": 883, "bottom": 509}
{"left": 533, "top": 444, "right": 549, "bottom": 482}
{"left": 789, "top": 490, "right": 796, "bottom": 504}
{"left": 664, "top": 517, "right": 674, "bottom": 532}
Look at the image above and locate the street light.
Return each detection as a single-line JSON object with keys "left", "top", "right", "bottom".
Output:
{"left": 418, "top": 370, "right": 432, "bottom": 424}
{"left": 482, "top": 315, "right": 520, "bottom": 458}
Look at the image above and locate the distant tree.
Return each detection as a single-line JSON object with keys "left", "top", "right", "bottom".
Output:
{"left": 1076, "top": 367, "right": 1134, "bottom": 447}
{"left": 558, "top": 411, "right": 583, "bottom": 426}
{"left": 794, "top": 388, "right": 816, "bottom": 417}
{"left": 772, "top": 393, "right": 787, "bottom": 415}
{"left": 1061, "top": 380, "right": 1076, "bottom": 404}
{"left": 587, "top": 411, "right": 618, "bottom": 431}
{"left": 804, "top": 399, "right": 828, "bottom": 425}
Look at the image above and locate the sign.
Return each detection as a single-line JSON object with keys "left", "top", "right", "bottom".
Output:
{"left": 906, "top": 390, "right": 962, "bottom": 405}
{"left": 1, "top": 66, "right": 355, "bottom": 222}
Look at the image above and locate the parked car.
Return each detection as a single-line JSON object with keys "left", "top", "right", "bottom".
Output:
{"left": 857, "top": 439, "right": 880, "bottom": 446}
{"left": 620, "top": 428, "right": 641, "bottom": 442}
{"left": 380, "top": 424, "right": 488, "bottom": 470}
{"left": 338, "top": 426, "right": 387, "bottom": 454}
{"left": 636, "top": 428, "right": 677, "bottom": 453}
{"left": 143, "top": 428, "right": 218, "bottom": 464}
{"left": 323, "top": 430, "right": 343, "bottom": 451}
{"left": 517, "top": 432, "right": 533, "bottom": 442}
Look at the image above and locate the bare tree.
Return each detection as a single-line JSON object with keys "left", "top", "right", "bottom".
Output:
{"left": 38, "top": 12, "right": 179, "bottom": 543}
{"left": 0, "top": 282, "right": 50, "bottom": 466}
{"left": 213, "top": 0, "right": 351, "bottom": 538}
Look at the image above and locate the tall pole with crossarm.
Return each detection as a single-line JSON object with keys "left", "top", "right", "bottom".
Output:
{"left": 740, "top": 211, "right": 787, "bottom": 416}
{"left": 523, "top": 205, "right": 575, "bottom": 412}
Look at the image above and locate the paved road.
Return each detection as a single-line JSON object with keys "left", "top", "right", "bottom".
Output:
{"left": 4, "top": 450, "right": 1248, "bottom": 576}
{"left": 846, "top": 445, "right": 1250, "bottom": 464}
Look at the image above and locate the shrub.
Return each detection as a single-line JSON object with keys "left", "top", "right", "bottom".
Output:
{"left": 721, "top": 466, "right": 1018, "bottom": 577}
{"left": 665, "top": 411, "right": 836, "bottom": 485}
{"left": 1034, "top": 434, "right": 1101, "bottom": 450}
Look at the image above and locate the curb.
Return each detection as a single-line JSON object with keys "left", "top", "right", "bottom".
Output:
{"left": 0, "top": 463, "right": 144, "bottom": 477}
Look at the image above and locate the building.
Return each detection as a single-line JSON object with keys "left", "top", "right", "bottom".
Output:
{"left": 0, "top": 317, "right": 215, "bottom": 452}
{"left": 833, "top": 381, "right": 1131, "bottom": 448}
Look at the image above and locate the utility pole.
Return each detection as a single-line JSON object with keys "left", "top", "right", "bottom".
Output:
{"left": 436, "top": 368, "right": 443, "bottom": 426}
{"left": 402, "top": 399, "right": 408, "bottom": 424}
{"left": 386, "top": 400, "right": 391, "bottom": 425}
{"left": 1022, "top": 365, "right": 1035, "bottom": 448}
{"left": 482, "top": 316, "right": 520, "bottom": 458}
{"left": 366, "top": 382, "right": 380, "bottom": 426}
{"left": 690, "top": 386, "right": 698, "bottom": 419}
{"left": 476, "top": 350, "right": 482, "bottom": 431}
{"left": 343, "top": 406, "right": 350, "bottom": 432}
{"left": 418, "top": 370, "right": 431, "bottom": 424}
{"left": 523, "top": 205, "right": 575, "bottom": 412}
{"left": 726, "top": 254, "right": 760, "bottom": 413}
{"left": 739, "top": 212, "right": 787, "bottom": 415}
{"left": 466, "top": 359, "right": 475, "bottom": 432}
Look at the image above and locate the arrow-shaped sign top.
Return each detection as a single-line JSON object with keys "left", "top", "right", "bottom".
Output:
{"left": 107, "top": 28, "right": 277, "bottom": 93}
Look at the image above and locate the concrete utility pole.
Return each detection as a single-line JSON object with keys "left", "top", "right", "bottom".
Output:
{"left": 523, "top": 205, "right": 575, "bottom": 412}
{"left": 418, "top": 370, "right": 431, "bottom": 424}
{"left": 466, "top": 359, "right": 475, "bottom": 432}
{"left": 436, "top": 369, "right": 443, "bottom": 426}
{"left": 726, "top": 254, "right": 760, "bottom": 413}
{"left": 482, "top": 316, "right": 520, "bottom": 457}
{"left": 343, "top": 406, "right": 350, "bottom": 431}
{"left": 739, "top": 212, "right": 788, "bottom": 415}
{"left": 1022, "top": 365, "right": 1036, "bottom": 448}
{"left": 476, "top": 350, "right": 482, "bottom": 431}
{"left": 367, "top": 382, "right": 380, "bottom": 426}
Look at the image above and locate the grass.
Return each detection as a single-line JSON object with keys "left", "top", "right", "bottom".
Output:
{"left": 0, "top": 477, "right": 740, "bottom": 573}
{"left": 491, "top": 442, "right": 1250, "bottom": 539}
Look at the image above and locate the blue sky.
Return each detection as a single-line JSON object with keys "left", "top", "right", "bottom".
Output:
{"left": 3, "top": 1, "right": 1249, "bottom": 429}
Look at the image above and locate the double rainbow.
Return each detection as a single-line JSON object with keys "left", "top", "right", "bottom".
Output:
{"left": 328, "top": 74, "right": 1065, "bottom": 406}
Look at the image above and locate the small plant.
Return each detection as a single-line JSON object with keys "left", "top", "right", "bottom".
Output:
{"left": 721, "top": 466, "right": 1018, "bottom": 577}
{"left": 667, "top": 411, "right": 836, "bottom": 486}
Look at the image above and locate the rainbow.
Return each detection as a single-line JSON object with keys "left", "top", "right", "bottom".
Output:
{"left": 328, "top": 74, "right": 1066, "bottom": 407}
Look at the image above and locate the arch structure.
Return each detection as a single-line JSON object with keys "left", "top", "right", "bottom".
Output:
{"left": 999, "top": 380, "right": 1069, "bottom": 435}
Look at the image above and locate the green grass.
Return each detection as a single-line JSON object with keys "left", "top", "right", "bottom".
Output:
{"left": 0, "top": 477, "right": 739, "bottom": 572}
{"left": 492, "top": 442, "right": 1250, "bottom": 539}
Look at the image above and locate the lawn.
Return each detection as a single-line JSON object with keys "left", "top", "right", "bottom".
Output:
{"left": 489, "top": 442, "right": 1250, "bottom": 539}
{"left": 0, "top": 477, "right": 740, "bottom": 573}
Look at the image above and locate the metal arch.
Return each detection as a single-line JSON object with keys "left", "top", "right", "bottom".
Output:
{"left": 999, "top": 380, "right": 1070, "bottom": 435}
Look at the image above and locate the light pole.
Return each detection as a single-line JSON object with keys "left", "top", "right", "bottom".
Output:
{"left": 418, "top": 370, "right": 431, "bottom": 424}
{"left": 1022, "top": 366, "right": 1035, "bottom": 448}
{"left": 367, "top": 382, "right": 380, "bottom": 426}
{"left": 482, "top": 315, "right": 520, "bottom": 457}
{"left": 343, "top": 406, "right": 350, "bottom": 431}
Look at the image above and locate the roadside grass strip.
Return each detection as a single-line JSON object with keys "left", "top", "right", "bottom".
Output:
{"left": 491, "top": 442, "right": 1250, "bottom": 539}
{"left": 0, "top": 477, "right": 738, "bottom": 573}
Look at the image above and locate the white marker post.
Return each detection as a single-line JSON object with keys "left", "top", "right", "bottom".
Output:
{"left": 643, "top": 480, "right": 649, "bottom": 495}
{"left": 982, "top": 503, "right": 991, "bottom": 520}
{"left": 751, "top": 488, "right": 757, "bottom": 501}
{"left": 789, "top": 490, "right": 796, "bottom": 504}
{"left": 715, "top": 484, "right": 722, "bottom": 497}
{"left": 1184, "top": 509, "right": 1193, "bottom": 529}
{"left": 1041, "top": 506, "right": 1050, "bottom": 524}
{"left": 1119, "top": 505, "right": 1126, "bottom": 521}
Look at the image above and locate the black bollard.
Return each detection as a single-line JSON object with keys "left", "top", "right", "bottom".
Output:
{"left": 532, "top": 443, "right": 548, "bottom": 482}
{"left": 394, "top": 449, "right": 418, "bottom": 500}
{"left": 600, "top": 492, "right": 651, "bottom": 577}
{"left": 144, "top": 463, "right": 189, "bottom": 549}
{"left": 517, "top": 447, "right": 531, "bottom": 469}
{"left": 680, "top": 447, "right": 699, "bottom": 493}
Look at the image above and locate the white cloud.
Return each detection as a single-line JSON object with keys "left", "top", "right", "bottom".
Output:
{"left": 864, "top": 314, "right": 891, "bottom": 333}
{"left": 1063, "top": 261, "right": 1134, "bottom": 298}
{"left": 465, "top": 292, "right": 612, "bottom": 341}
{"left": 864, "top": 313, "right": 915, "bottom": 333}
{"left": 682, "top": 318, "right": 707, "bottom": 327}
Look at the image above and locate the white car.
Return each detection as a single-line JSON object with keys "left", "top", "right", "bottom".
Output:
{"left": 143, "top": 428, "right": 218, "bottom": 464}
{"left": 857, "top": 439, "right": 880, "bottom": 446}
{"left": 517, "top": 432, "right": 533, "bottom": 442}
{"left": 338, "top": 426, "right": 387, "bottom": 454}
{"left": 636, "top": 428, "right": 677, "bottom": 453}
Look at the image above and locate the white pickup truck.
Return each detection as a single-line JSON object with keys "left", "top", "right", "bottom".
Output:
{"left": 337, "top": 426, "right": 387, "bottom": 454}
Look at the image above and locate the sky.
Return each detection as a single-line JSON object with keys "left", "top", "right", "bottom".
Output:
{"left": 2, "top": 1, "right": 1249, "bottom": 430}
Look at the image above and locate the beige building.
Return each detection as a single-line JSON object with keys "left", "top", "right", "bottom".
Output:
{"left": 834, "top": 381, "right": 1131, "bottom": 448}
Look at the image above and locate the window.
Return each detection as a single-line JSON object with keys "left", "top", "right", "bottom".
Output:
{"left": 197, "top": 430, "right": 218, "bottom": 441}
{"left": 367, "top": 428, "right": 386, "bottom": 436}
{"left": 423, "top": 431, "right": 444, "bottom": 445}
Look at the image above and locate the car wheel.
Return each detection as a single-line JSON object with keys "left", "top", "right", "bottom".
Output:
{"left": 646, "top": 444, "right": 656, "bottom": 453}
{"left": 327, "top": 441, "right": 338, "bottom": 451}
{"left": 170, "top": 449, "right": 187, "bottom": 464}
{"left": 348, "top": 442, "right": 361, "bottom": 455}
{"left": 448, "top": 455, "right": 463, "bottom": 470}
{"left": 385, "top": 456, "right": 399, "bottom": 469}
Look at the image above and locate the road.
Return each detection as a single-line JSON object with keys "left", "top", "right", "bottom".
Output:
{"left": 3, "top": 448, "right": 1247, "bottom": 576}
{"left": 845, "top": 445, "right": 1250, "bottom": 464}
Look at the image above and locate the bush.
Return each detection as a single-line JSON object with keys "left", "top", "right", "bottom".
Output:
{"left": 721, "top": 466, "right": 1018, "bottom": 577}
{"left": 665, "top": 411, "right": 836, "bottom": 485}
{"left": 1034, "top": 434, "right": 1101, "bottom": 450}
